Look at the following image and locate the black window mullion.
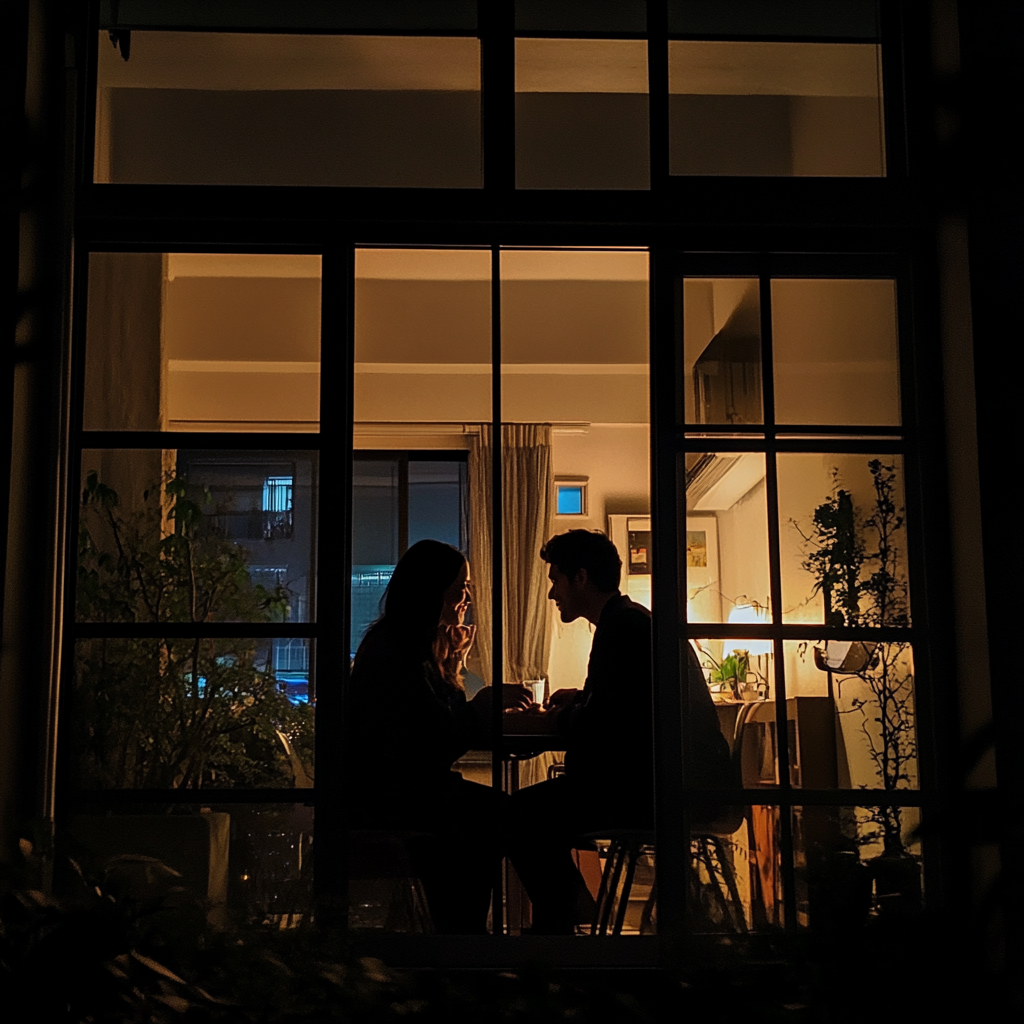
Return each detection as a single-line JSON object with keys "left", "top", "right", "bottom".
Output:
{"left": 489, "top": 244, "right": 504, "bottom": 932}
{"left": 72, "top": 622, "right": 318, "bottom": 639}
{"left": 652, "top": 247, "right": 688, "bottom": 940}
{"left": 760, "top": 269, "right": 800, "bottom": 932}
{"left": 313, "top": 243, "right": 353, "bottom": 925}
{"left": 80, "top": 0, "right": 100, "bottom": 188}
{"left": 480, "top": 2, "right": 515, "bottom": 194}
{"left": 397, "top": 453, "right": 410, "bottom": 555}
{"left": 78, "top": 431, "right": 322, "bottom": 451}
{"left": 56, "top": 234, "right": 99, "bottom": 823}
{"left": 764, "top": 449, "right": 798, "bottom": 933}
{"left": 647, "top": 1, "right": 669, "bottom": 194}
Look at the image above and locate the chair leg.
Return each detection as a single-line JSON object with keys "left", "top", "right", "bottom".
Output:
{"left": 611, "top": 842, "right": 641, "bottom": 936}
{"left": 698, "top": 839, "right": 734, "bottom": 926}
{"left": 639, "top": 874, "right": 657, "bottom": 935}
{"left": 595, "top": 840, "right": 630, "bottom": 936}
{"left": 709, "top": 836, "right": 748, "bottom": 933}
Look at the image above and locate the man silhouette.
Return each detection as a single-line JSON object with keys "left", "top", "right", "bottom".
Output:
{"left": 509, "top": 529, "right": 729, "bottom": 934}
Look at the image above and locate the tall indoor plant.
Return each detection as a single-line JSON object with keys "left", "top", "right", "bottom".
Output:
{"left": 795, "top": 460, "right": 919, "bottom": 913}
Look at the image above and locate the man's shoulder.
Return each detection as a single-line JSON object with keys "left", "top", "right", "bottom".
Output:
{"left": 597, "top": 595, "right": 651, "bottom": 642}
{"left": 605, "top": 595, "right": 651, "bottom": 625}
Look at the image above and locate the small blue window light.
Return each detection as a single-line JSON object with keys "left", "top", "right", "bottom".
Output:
{"left": 556, "top": 483, "right": 586, "bottom": 516}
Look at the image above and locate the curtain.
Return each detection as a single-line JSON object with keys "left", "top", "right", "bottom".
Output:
{"left": 467, "top": 424, "right": 554, "bottom": 687}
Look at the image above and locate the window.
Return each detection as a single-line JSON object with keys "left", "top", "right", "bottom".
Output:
{"left": 555, "top": 479, "right": 588, "bottom": 516}
{"left": 44, "top": 6, "right": 956, "bottom": 964}
{"left": 351, "top": 452, "right": 469, "bottom": 657}
{"left": 675, "top": 256, "right": 919, "bottom": 930}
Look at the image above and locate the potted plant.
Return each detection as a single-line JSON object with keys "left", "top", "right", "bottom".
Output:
{"left": 794, "top": 460, "right": 920, "bottom": 919}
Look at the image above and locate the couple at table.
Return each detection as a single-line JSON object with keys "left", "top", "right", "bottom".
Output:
{"left": 346, "top": 530, "right": 729, "bottom": 934}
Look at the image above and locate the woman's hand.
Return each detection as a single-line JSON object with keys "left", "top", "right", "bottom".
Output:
{"left": 442, "top": 623, "right": 476, "bottom": 674}
{"left": 469, "top": 683, "right": 532, "bottom": 723}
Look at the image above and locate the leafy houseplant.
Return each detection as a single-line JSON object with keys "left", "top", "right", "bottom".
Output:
{"left": 795, "top": 460, "right": 919, "bottom": 914}
{"left": 75, "top": 471, "right": 313, "bottom": 790}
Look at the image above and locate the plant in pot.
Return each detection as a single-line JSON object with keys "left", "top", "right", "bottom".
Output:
{"left": 794, "top": 459, "right": 920, "bottom": 922}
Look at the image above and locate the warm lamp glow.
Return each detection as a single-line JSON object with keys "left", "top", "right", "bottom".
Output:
{"left": 724, "top": 601, "right": 772, "bottom": 657}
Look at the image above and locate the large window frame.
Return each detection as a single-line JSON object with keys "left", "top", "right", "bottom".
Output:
{"left": 51, "top": 2, "right": 959, "bottom": 967}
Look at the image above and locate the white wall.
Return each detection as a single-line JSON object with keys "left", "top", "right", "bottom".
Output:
{"left": 545, "top": 424, "right": 650, "bottom": 690}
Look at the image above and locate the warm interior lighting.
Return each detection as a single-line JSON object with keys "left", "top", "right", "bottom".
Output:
{"left": 723, "top": 600, "right": 772, "bottom": 657}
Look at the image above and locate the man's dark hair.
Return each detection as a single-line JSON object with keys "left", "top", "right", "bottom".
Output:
{"left": 540, "top": 530, "right": 621, "bottom": 593}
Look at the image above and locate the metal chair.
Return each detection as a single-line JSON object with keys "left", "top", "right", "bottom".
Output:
{"left": 588, "top": 702, "right": 760, "bottom": 936}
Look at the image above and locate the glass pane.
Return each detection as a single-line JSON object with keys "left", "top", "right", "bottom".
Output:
{"left": 783, "top": 640, "right": 918, "bottom": 791}
{"left": 502, "top": 247, "right": 650, "bottom": 691}
{"left": 350, "top": 455, "right": 470, "bottom": 658}
{"left": 682, "top": 452, "right": 769, "bottom": 624}
{"left": 669, "top": 41, "right": 885, "bottom": 177}
{"left": 68, "top": 803, "right": 313, "bottom": 927}
{"left": 516, "top": 39, "right": 650, "bottom": 189}
{"left": 84, "top": 252, "right": 321, "bottom": 432}
{"left": 778, "top": 454, "right": 911, "bottom": 626}
{"left": 77, "top": 449, "right": 317, "bottom": 623}
{"left": 517, "top": 1, "right": 647, "bottom": 32}
{"left": 95, "top": 32, "right": 481, "bottom": 187}
{"left": 771, "top": 278, "right": 900, "bottom": 425}
{"left": 793, "top": 805, "right": 922, "bottom": 931}
{"left": 348, "top": 249, "right": 495, "bottom": 934}
{"left": 71, "top": 638, "right": 315, "bottom": 789}
{"left": 354, "top": 248, "right": 491, "bottom": 425}
{"left": 681, "top": 277, "right": 762, "bottom": 425}
{"left": 351, "top": 459, "right": 399, "bottom": 655}
{"left": 688, "top": 804, "right": 784, "bottom": 933}
{"left": 668, "top": 0, "right": 880, "bottom": 39}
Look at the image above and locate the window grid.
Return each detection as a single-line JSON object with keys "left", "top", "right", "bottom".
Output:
{"left": 672, "top": 253, "right": 925, "bottom": 935}
{"left": 53, "top": 5, "right": 941, "bottom": 959}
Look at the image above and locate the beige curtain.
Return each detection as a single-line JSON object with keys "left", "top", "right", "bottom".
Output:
{"left": 467, "top": 424, "right": 554, "bottom": 687}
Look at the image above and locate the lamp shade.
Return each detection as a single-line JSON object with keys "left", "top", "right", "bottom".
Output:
{"left": 724, "top": 602, "right": 772, "bottom": 657}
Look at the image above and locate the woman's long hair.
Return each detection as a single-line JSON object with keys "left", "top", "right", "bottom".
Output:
{"left": 358, "top": 539, "right": 467, "bottom": 688}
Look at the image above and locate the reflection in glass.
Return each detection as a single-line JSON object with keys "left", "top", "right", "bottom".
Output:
{"left": 77, "top": 450, "right": 317, "bottom": 623}
{"left": 84, "top": 252, "right": 322, "bottom": 432}
{"left": 682, "top": 452, "right": 769, "bottom": 624}
{"left": 669, "top": 41, "right": 885, "bottom": 177}
{"left": 771, "top": 279, "right": 900, "bottom": 425}
{"left": 681, "top": 278, "right": 762, "bottom": 425}
{"left": 778, "top": 454, "right": 910, "bottom": 626}
{"left": 69, "top": 804, "right": 313, "bottom": 927}
{"left": 71, "top": 638, "right": 314, "bottom": 789}
{"left": 95, "top": 32, "right": 481, "bottom": 187}
{"left": 793, "top": 805, "right": 922, "bottom": 930}
{"left": 516, "top": 39, "right": 650, "bottom": 189}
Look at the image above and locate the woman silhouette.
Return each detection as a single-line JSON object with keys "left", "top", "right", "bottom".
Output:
{"left": 346, "top": 539, "right": 529, "bottom": 932}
